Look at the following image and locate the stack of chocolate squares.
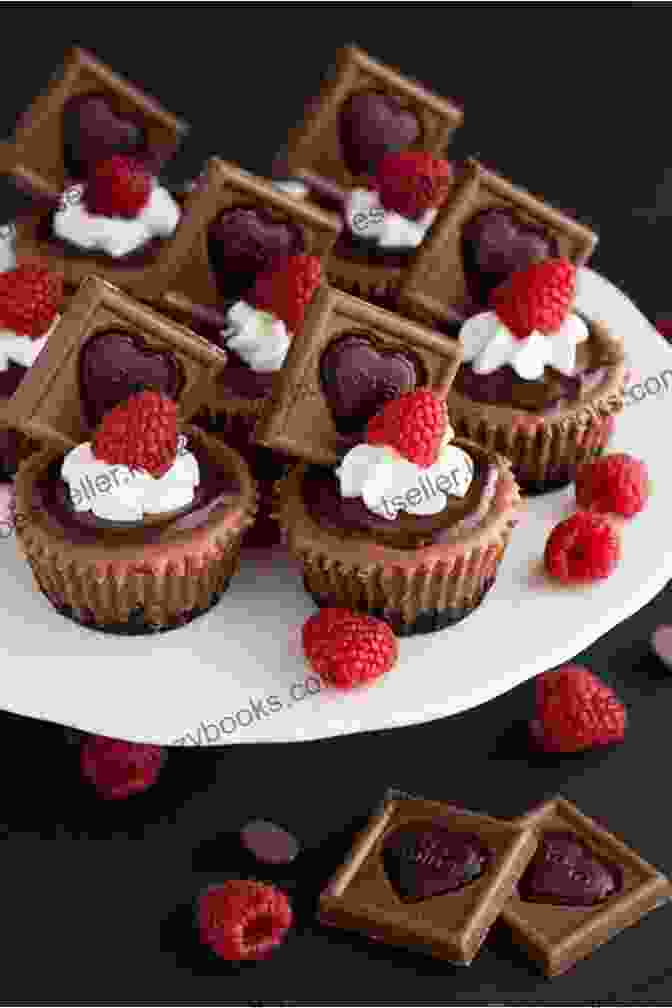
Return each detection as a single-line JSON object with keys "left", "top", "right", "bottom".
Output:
{"left": 0, "top": 45, "right": 626, "bottom": 635}
{"left": 320, "top": 791, "right": 672, "bottom": 977}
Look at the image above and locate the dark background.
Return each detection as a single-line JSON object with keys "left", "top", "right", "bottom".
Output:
{"left": 1, "top": 5, "right": 671, "bottom": 1005}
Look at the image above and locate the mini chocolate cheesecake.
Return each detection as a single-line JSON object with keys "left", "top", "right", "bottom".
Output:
{"left": 275, "top": 437, "right": 521, "bottom": 637}
{"left": 448, "top": 317, "right": 626, "bottom": 494}
{"left": 16, "top": 424, "right": 257, "bottom": 634}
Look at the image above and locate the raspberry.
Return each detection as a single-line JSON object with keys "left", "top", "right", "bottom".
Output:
{"left": 544, "top": 511, "right": 621, "bottom": 583}
{"left": 575, "top": 453, "right": 649, "bottom": 519}
{"left": 198, "top": 881, "right": 292, "bottom": 961}
{"left": 532, "top": 664, "right": 626, "bottom": 753}
{"left": 92, "top": 388, "right": 178, "bottom": 477}
{"left": 492, "top": 257, "right": 576, "bottom": 340}
{"left": 252, "top": 253, "right": 321, "bottom": 332}
{"left": 302, "top": 608, "right": 398, "bottom": 690}
{"left": 375, "top": 152, "right": 452, "bottom": 218}
{"left": 0, "top": 263, "right": 63, "bottom": 338}
{"left": 366, "top": 388, "right": 448, "bottom": 468}
{"left": 85, "top": 155, "right": 152, "bottom": 218}
{"left": 80, "top": 734, "right": 164, "bottom": 799}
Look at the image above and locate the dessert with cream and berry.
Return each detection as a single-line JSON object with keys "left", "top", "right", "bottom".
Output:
{"left": 192, "top": 254, "right": 322, "bottom": 547}
{"left": 274, "top": 152, "right": 453, "bottom": 309}
{"left": 50, "top": 155, "right": 181, "bottom": 260}
{"left": 447, "top": 258, "right": 626, "bottom": 492}
{"left": 0, "top": 263, "right": 63, "bottom": 477}
{"left": 275, "top": 389, "right": 522, "bottom": 636}
{"left": 273, "top": 45, "right": 463, "bottom": 310}
{"left": 15, "top": 388, "right": 257, "bottom": 634}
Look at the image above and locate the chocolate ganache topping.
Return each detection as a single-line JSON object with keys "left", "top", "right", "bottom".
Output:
{"left": 303, "top": 440, "right": 499, "bottom": 549}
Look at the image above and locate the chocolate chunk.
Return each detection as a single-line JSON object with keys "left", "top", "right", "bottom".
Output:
{"left": 503, "top": 797, "right": 672, "bottom": 977}
{"left": 241, "top": 820, "right": 300, "bottom": 865}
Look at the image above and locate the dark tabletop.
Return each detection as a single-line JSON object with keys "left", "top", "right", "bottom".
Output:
{"left": 1, "top": 6, "right": 671, "bottom": 1005}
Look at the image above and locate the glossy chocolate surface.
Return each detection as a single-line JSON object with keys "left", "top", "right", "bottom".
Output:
{"left": 383, "top": 824, "right": 490, "bottom": 903}
{"left": 518, "top": 831, "right": 620, "bottom": 907}
{"left": 302, "top": 452, "right": 496, "bottom": 549}
{"left": 32, "top": 441, "right": 240, "bottom": 545}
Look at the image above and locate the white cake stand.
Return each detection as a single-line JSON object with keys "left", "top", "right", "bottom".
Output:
{"left": 1, "top": 269, "right": 669, "bottom": 745}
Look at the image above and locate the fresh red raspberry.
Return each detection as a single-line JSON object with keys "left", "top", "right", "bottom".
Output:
{"left": 252, "top": 253, "right": 321, "bottom": 331}
{"left": 302, "top": 607, "right": 398, "bottom": 690}
{"left": 85, "top": 155, "right": 152, "bottom": 218}
{"left": 366, "top": 388, "right": 448, "bottom": 468}
{"left": 92, "top": 388, "right": 178, "bottom": 477}
{"left": 0, "top": 263, "right": 63, "bottom": 338}
{"left": 531, "top": 664, "right": 626, "bottom": 753}
{"left": 375, "top": 152, "right": 452, "bottom": 218}
{"left": 491, "top": 257, "right": 576, "bottom": 340}
{"left": 544, "top": 511, "right": 621, "bottom": 583}
{"left": 575, "top": 453, "right": 649, "bottom": 519}
{"left": 80, "top": 734, "right": 164, "bottom": 799}
{"left": 198, "top": 881, "right": 292, "bottom": 961}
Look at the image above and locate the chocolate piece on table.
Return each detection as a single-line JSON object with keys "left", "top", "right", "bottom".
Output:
{"left": 280, "top": 45, "right": 463, "bottom": 191}
{"left": 256, "top": 285, "right": 462, "bottom": 466}
{"left": 2, "top": 276, "right": 228, "bottom": 452}
{"left": 159, "top": 157, "right": 341, "bottom": 326}
{"left": 241, "top": 820, "right": 300, "bottom": 866}
{"left": 0, "top": 46, "right": 188, "bottom": 200}
{"left": 398, "top": 159, "right": 598, "bottom": 327}
{"left": 319, "top": 794, "right": 537, "bottom": 965}
{"left": 502, "top": 796, "right": 672, "bottom": 978}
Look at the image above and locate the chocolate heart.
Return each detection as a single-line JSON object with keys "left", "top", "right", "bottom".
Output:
{"left": 79, "top": 330, "right": 182, "bottom": 429}
{"left": 63, "top": 94, "right": 148, "bottom": 180}
{"left": 320, "top": 334, "right": 418, "bottom": 435}
{"left": 208, "top": 208, "right": 304, "bottom": 301}
{"left": 383, "top": 824, "right": 490, "bottom": 903}
{"left": 518, "top": 831, "right": 621, "bottom": 907}
{"left": 339, "top": 92, "right": 420, "bottom": 176}
{"left": 462, "top": 208, "right": 559, "bottom": 305}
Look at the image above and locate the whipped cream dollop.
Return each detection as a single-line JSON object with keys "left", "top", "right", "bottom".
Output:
{"left": 459, "top": 310, "right": 589, "bottom": 381}
{"left": 0, "top": 312, "right": 60, "bottom": 371}
{"left": 53, "top": 182, "right": 181, "bottom": 258}
{"left": 222, "top": 301, "right": 291, "bottom": 372}
{"left": 272, "top": 179, "right": 309, "bottom": 199}
{"left": 337, "top": 434, "right": 474, "bottom": 520}
{"left": 61, "top": 436, "right": 200, "bottom": 522}
{"left": 0, "top": 222, "right": 16, "bottom": 273}
{"left": 345, "top": 188, "right": 437, "bottom": 250}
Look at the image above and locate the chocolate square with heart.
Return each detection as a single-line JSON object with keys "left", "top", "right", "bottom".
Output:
{"left": 256, "top": 285, "right": 462, "bottom": 465}
{"left": 0, "top": 46, "right": 188, "bottom": 200}
{"left": 319, "top": 794, "right": 537, "bottom": 965}
{"left": 279, "top": 45, "right": 463, "bottom": 191}
{"left": 2, "top": 276, "right": 228, "bottom": 453}
{"left": 158, "top": 157, "right": 341, "bottom": 328}
{"left": 502, "top": 797, "right": 672, "bottom": 977}
{"left": 398, "top": 159, "right": 598, "bottom": 326}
